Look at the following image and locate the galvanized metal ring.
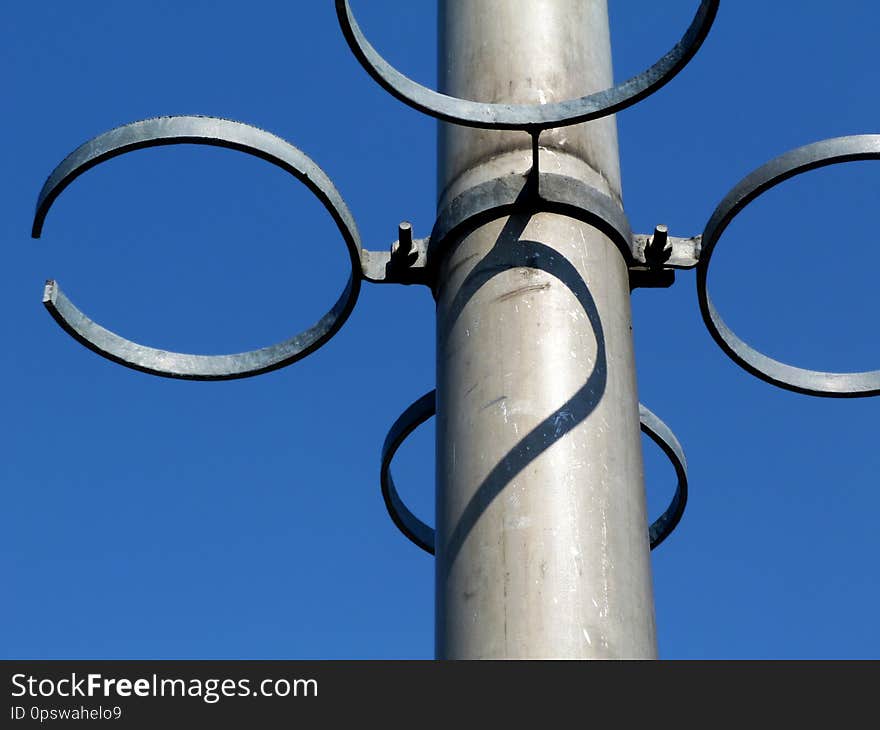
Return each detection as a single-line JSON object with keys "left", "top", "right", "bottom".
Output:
{"left": 336, "top": 0, "right": 719, "bottom": 131}
{"left": 380, "top": 391, "right": 436, "bottom": 554}
{"left": 698, "top": 134, "right": 880, "bottom": 397}
{"left": 639, "top": 402, "right": 689, "bottom": 549}
{"left": 381, "top": 391, "right": 688, "bottom": 554}
{"left": 33, "top": 116, "right": 362, "bottom": 381}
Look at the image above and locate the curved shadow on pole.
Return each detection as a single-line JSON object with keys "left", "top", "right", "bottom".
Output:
{"left": 436, "top": 212, "right": 609, "bottom": 582}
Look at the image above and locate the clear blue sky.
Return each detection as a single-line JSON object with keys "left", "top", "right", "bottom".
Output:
{"left": 2, "top": 1, "right": 878, "bottom": 659}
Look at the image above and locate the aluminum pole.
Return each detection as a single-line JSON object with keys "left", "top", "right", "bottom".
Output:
{"left": 435, "top": 0, "right": 657, "bottom": 659}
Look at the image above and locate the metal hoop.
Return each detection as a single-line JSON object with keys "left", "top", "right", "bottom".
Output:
{"left": 336, "top": 0, "right": 719, "bottom": 131}
{"left": 380, "top": 391, "right": 688, "bottom": 554}
{"left": 33, "top": 116, "right": 362, "bottom": 381}
{"left": 698, "top": 134, "right": 880, "bottom": 397}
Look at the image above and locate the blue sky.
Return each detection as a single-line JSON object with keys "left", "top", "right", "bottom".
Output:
{"left": 2, "top": 1, "right": 878, "bottom": 659}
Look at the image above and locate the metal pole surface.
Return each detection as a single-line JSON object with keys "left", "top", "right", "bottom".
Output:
{"left": 435, "top": 0, "right": 658, "bottom": 659}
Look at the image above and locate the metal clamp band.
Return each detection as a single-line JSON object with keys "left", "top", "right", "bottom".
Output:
{"left": 380, "top": 391, "right": 688, "bottom": 554}
{"left": 336, "top": 0, "right": 719, "bottom": 131}
{"left": 698, "top": 134, "right": 880, "bottom": 397}
{"left": 33, "top": 115, "right": 363, "bottom": 381}
{"left": 430, "top": 172, "right": 635, "bottom": 267}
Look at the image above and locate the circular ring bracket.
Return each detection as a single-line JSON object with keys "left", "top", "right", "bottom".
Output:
{"left": 336, "top": 0, "right": 719, "bottom": 131}
{"left": 698, "top": 134, "right": 880, "bottom": 397}
{"left": 380, "top": 391, "right": 688, "bottom": 554}
{"left": 33, "top": 115, "right": 363, "bottom": 381}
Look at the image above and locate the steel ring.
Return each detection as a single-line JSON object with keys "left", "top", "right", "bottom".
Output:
{"left": 380, "top": 391, "right": 688, "bottom": 554}
{"left": 698, "top": 134, "right": 880, "bottom": 397}
{"left": 33, "top": 115, "right": 362, "bottom": 381}
{"left": 336, "top": 0, "right": 719, "bottom": 131}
